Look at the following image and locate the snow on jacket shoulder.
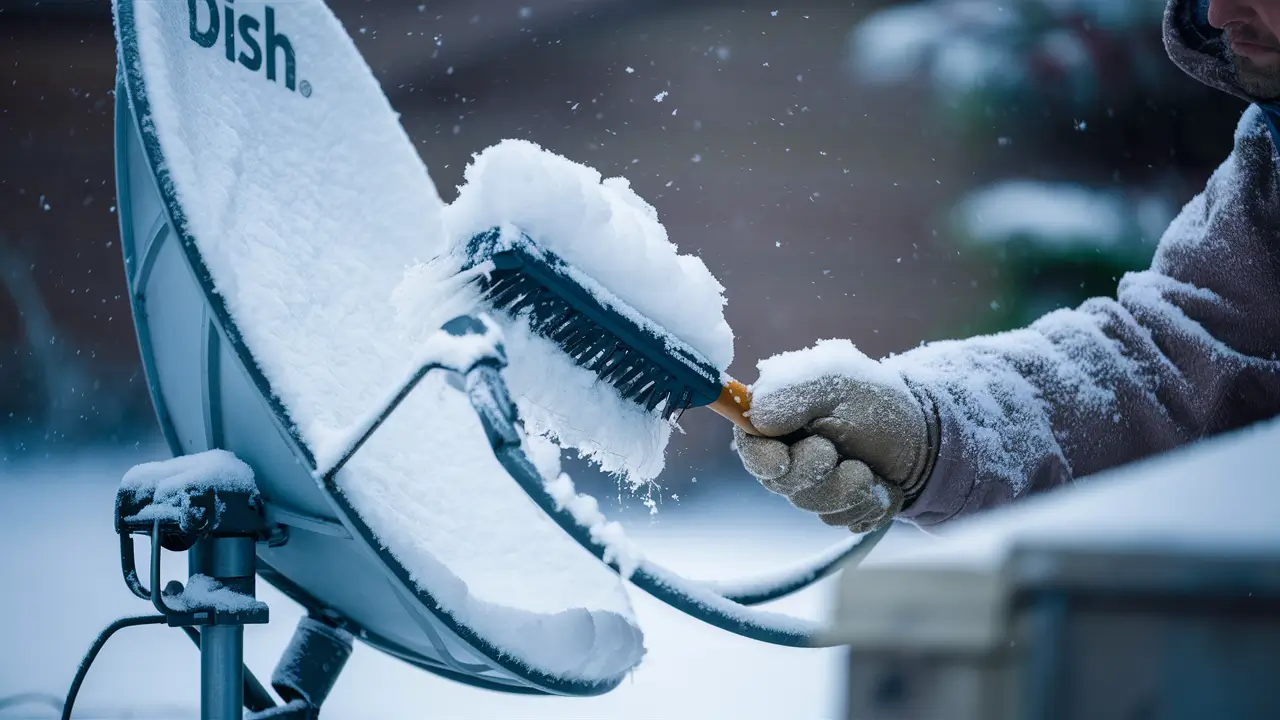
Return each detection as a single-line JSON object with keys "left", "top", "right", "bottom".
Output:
{"left": 889, "top": 0, "right": 1280, "bottom": 527}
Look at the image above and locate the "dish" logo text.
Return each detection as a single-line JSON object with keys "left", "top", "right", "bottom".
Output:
{"left": 187, "top": 0, "right": 310, "bottom": 97}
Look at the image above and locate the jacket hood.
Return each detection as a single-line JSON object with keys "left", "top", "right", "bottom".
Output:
{"left": 1165, "top": 0, "right": 1280, "bottom": 105}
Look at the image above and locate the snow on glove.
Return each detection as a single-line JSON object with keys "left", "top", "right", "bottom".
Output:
{"left": 733, "top": 340, "right": 939, "bottom": 533}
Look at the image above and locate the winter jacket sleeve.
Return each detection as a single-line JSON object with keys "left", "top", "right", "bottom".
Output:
{"left": 891, "top": 105, "right": 1280, "bottom": 527}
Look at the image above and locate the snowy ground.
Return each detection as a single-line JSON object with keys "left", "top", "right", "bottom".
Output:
{"left": 0, "top": 444, "right": 917, "bottom": 719}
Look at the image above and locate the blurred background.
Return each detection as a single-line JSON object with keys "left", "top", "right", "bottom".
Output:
{"left": 0, "top": 0, "right": 1244, "bottom": 503}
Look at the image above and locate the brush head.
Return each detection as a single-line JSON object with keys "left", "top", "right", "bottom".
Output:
{"left": 464, "top": 228, "right": 723, "bottom": 421}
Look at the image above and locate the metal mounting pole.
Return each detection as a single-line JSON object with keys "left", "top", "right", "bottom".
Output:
{"left": 190, "top": 535, "right": 258, "bottom": 720}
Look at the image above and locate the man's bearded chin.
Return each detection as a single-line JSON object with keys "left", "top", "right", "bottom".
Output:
{"left": 1225, "top": 25, "right": 1280, "bottom": 100}
{"left": 1230, "top": 51, "right": 1280, "bottom": 99}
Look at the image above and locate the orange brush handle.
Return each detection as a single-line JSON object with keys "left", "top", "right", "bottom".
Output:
{"left": 708, "top": 379, "right": 762, "bottom": 435}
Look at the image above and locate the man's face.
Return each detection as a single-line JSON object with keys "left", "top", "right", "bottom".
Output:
{"left": 1209, "top": 0, "right": 1280, "bottom": 99}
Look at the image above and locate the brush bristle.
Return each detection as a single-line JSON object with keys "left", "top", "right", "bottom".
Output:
{"left": 465, "top": 229, "right": 722, "bottom": 421}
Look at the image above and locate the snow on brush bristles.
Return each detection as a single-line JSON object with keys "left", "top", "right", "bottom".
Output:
{"left": 395, "top": 139, "right": 735, "bottom": 486}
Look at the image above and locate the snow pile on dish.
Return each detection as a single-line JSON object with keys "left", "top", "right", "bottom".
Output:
{"left": 395, "top": 139, "right": 735, "bottom": 484}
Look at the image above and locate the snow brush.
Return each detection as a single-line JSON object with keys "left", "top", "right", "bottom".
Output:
{"left": 464, "top": 228, "right": 787, "bottom": 437}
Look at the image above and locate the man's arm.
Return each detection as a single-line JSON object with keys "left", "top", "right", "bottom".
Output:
{"left": 892, "top": 105, "right": 1280, "bottom": 526}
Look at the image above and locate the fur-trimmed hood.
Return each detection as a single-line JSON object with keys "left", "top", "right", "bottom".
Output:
{"left": 1165, "top": 0, "right": 1280, "bottom": 105}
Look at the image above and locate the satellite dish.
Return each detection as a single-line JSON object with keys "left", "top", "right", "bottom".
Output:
{"left": 88, "top": 0, "right": 886, "bottom": 716}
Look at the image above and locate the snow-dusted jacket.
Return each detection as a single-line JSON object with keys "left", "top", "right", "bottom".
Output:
{"left": 892, "top": 0, "right": 1280, "bottom": 526}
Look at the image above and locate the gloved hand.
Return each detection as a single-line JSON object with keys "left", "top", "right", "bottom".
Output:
{"left": 733, "top": 341, "right": 939, "bottom": 533}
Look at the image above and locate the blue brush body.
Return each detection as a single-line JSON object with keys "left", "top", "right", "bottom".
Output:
{"left": 464, "top": 228, "right": 723, "bottom": 420}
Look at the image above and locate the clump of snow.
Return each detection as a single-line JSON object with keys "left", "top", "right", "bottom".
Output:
{"left": 167, "top": 574, "right": 268, "bottom": 613}
{"left": 121, "top": 449, "right": 255, "bottom": 495}
{"left": 406, "top": 313, "right": 506, "bottom": 375}
{"left": 124, "top": 0, "right": 642, "bottom": 683}
{"left": 955, "top": 180, "right": 1128, "bottom": 249}
{"left": 445, "top": 139, "right": 733, "bottom": 370}
{"left": 545, "top": 473, "right": 644, "bottom": 579}
{"left": 751, "top": 339, "right": 909, "bottom": 400}
{"left": 505, "top": 325, "right": 673, "bottom": 483}
{"left": 120, "top": 450, "right": 257, "bottom": 523}
{"left": 524, "top": 432, "right": 565, "bottom": 483}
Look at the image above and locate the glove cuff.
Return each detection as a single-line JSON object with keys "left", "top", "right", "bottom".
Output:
{"left": 901, "top": 380, "right": 941, "bottom": 508}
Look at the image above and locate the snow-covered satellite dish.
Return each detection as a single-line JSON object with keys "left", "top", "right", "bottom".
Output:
{"left": 110, "top": 0, "right": 884, "bottom": 710}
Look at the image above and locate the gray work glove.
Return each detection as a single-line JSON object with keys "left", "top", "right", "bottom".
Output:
{"left": 733, "top": 344, "right": 939, "bottom": 533}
